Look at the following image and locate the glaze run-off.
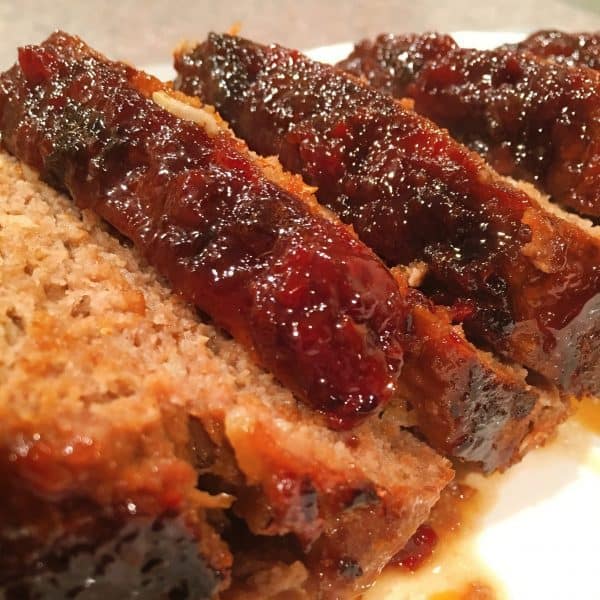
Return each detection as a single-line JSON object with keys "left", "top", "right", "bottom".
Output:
{"left": 389, "top": 523, "right": 438, "bottom": 571}
{"left": 175, "top": 34, "right": 600, "bottom": 396}
{"left": 340, "top": 32, "right": 600, "bottom": 219}
{"left": 0, "top": 32, "right": 414, "bottom": 428}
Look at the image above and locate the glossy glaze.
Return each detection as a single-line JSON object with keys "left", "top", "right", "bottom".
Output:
{"left": 0, "top": 32, "right": 415, "bottom": 427}
{"left": 0, "top": 33, "right": 553, "bottom": 470}
{"left": 175, "top": 34, "right": 600, "bottom": 395}
{"left": 513, "top": 30, "right": 600, "bottom": 70}
{"left": 389, "top": 523, "right": 439, "bottom": 571}
{"left": 340, "top": 33, "right": 600, "bottom": 219}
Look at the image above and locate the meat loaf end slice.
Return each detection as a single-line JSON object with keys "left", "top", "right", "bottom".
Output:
{"left": 0, "top": 152, "right": 452, "bottom": 599}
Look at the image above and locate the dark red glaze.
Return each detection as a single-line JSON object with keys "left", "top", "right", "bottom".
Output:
{"left": 0, "top": 32, "right": 415, "bottom": 428}
{"left": 174, "top": 34, "right": 600, "bottom": 396}
{"left": 389, "top": 523, "right": 438, "bottom": 571}
{"left": 0, "top": 34, "right": 551, "bottom": 471}
{"left": 511, "top": 30, "right": 600, "bottom": 70}
{"left": 339, "top": 32, "right": 600, "bottom": 219}
{"left": 0, "top": 428, "right": 225, "bottom": 597}
{"left": 338, "top": 33, "right": 458, "bottom": 98}
{"left": 1, "top": 494, "right": 220, "bottom": 600}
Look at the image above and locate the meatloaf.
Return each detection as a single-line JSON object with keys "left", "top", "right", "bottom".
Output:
{"left": 174, "top": 33, "right": 599, "bottom": 400}
{"left": 0, "top": 32, "right": 564, "bottom": 472}
{"left": 0, "top": 151, "right": 452, "bottom": 598}
{"left": 338, "top": 32, "right": 600, "bottom": 219}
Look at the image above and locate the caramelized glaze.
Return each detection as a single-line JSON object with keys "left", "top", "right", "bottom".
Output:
{"left": 340, "top": 33, "right": 600, "bottom": 219}
{"left": 175, "top": 34, "right": 600, "bottom": 397}
{"left": 513, "top": 30, "right": 600, "bottom": 70}
{"left": 0, "top": 32, "right": 554, "bottom": 470}
{"left": 0, "top": 32, "right": 416, "bottom": 428}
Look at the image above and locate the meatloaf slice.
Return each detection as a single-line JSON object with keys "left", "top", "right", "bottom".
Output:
{"left": 339, "top": 32, "right": 600, "bottom": 220}
{"left": 0, "top": 151, "right": 451, "bottom": 599}
{"left": 174, "top": 33, "right": 599, "bottom": 401}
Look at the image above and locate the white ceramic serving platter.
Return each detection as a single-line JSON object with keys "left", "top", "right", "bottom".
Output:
{"left": 147, "top": 31, "right": 600, "bottom": 600}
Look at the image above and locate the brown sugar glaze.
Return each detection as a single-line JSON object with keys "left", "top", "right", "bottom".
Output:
{"left": 0, "top": 32, "right": 554, "bottom": 470}
{"left": 0, "top": 32, "right": 413, "bottom": 428}
{"left": 339, "top": 33, "right": 600, "bottom": 220}
{"left": 511, "top": 30, "right": 600, "bottom": 70}
{"left": 175, "top": 34, "right": 600, "bottom": 397}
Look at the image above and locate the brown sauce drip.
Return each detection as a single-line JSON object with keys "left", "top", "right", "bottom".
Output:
{"left": 575, "top": 397, "right": 600, "bottom": 435}
{"left": 429, "top": 582, "right": 496, "bottom": 600}
{"left": 370, "top": 399, "right": 599, "bottom": 599}
{"left": 366, "top": 469, "right": 502, "bottom": 599}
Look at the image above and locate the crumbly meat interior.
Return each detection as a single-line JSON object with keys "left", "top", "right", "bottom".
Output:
{"left": 3, "top": 30, "right": 594, "bottom": 599}
{"left": 0, "top": 151, "right": 451, "bottom": 599}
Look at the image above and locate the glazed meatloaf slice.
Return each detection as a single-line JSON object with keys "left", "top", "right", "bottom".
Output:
{"left": 174, "top": 34, "right": 599, "bottom": 401}
{"left": 0, "top": 32, "right": 560, "bottom": 472}
{"left": 0, "top": 151, "right": 452, "bottom": 599}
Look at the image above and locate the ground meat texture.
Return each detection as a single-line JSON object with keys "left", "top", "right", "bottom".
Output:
{"left": 339, "top": 32, "right": 600, "bottom": 220}
{"left": 174, "top": 33, "right": 600, "bottom": 398}
{"left": 0, "top": 32, "right": 415, "bottom": 429}
{"left": 0, "top": 141, "right": 454, "bottom": 600}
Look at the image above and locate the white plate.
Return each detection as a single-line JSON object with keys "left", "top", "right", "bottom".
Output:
{"left": 146, "top": 32, "right": 600, "bottom": 600}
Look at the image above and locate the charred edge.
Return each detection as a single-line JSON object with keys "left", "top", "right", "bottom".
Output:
{"left": 0, "top": 516, "right": 220, "bottom": 600}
